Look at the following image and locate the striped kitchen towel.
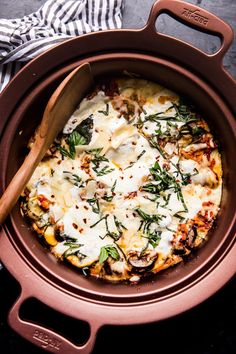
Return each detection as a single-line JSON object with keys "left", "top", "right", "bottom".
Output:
{"left": 0, "top": 0, "right": 124, "bottom": 92}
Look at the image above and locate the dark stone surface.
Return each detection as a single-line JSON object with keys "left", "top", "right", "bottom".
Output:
{"left": 0, "top": 1, "right": 235, "bottom": 353}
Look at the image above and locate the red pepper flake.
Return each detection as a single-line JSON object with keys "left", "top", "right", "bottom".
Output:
{"left": 72, "top": 167, "right": 74, "bottom": 170}
{"left": 125, "top": 191, "right": 137, "bottom": 199}
{"left": 95, "top": 128, "right": 99, "bottom": 133}
{"left": 72, "top": 223, "right": 78, "bottom": 229}
{"left": 129, "top": 175, "right": 133, "bottom": 179}
{"left": 98, "top": 181, "right": 106, "bottom": 189}
{"left": 83, "top": 218, "right": 87, "bottom": 224}
{"left": 163, "top": 163, "right": 170, "bottom": 170}
{"left": 75, "top": 205, "right": 79, "bottom": 209}
{"left": 120, "top": 176, "right": 124, "bottom": 180}
{"left": 132, "top": 213, "right": 136, "bottom": 218}
{"left": 84, "top": 205, "right": 89, "bottom": 210}
{"left": 202, "top": 201, "right": 213, "bottom": 207}
{"left": 51, "top": 195, "right": 55, "bottom": 198}
{"left": 57, "top": 160, "right": 62, "bottom": 165}
{"left": 79, "top": 228, "right": 84, "bottom": 233}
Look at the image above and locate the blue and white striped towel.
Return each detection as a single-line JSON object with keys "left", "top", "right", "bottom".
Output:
{"left": 0, "top": 0, "right": 123, "bottom": 271}
{"left": 0, "top": 0, "right": 124, "bottom": 92}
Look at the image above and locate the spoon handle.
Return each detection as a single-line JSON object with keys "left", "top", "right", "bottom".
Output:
{"left": 0, "top": 144, "right": 42, "bottom": 224}
{"left": 0, "top": 62, "right": 93, "bottom": 225}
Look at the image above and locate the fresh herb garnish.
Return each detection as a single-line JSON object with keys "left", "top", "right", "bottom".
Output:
{"left": 124, "top": 149, "right": 146, "bottom": 170}
{"left": 99, "top": 245, "right": 120, "bottom": 264}
{"left": 142, "top": 162, "right": 188, "bottom": 212}
{"left": 68, "top": 130, "right": 87, "bottom": 147}
{"left": 102, "top": 195, "right": 113, "bottom": 202}
{"left": 99, "top": 215, "right": 125, "bottom": 241}
{"left": 146, "top": 230, "right": 161, "bottom": 248}
{"left": 74, "top": 115, "right": 93, "bottom": 144}
{"left": 63, "top": 171, "right": 82, "bottom": 186}
{"left": 141, "top": 100, "right": 198, "bottom": 131}
{"left": 87, "top": 148, "right": 114, "bottom": 176}
{"left": 136, "top": 208, "right": 163, "bottom": 223}
{"left": 171, "top": 162, "right": 198, "bottom": 186}
{"left": 149, "top": 136, "right": 166, "bottom": 158}
{"left": 87, "top": 198, "right": 100, "bottom": 214}
{"left": 101, "top": 180, "right": 117, "bottom": 202}
{"left": 58, "top": 130, "right": 87, "bottom": 159}
{"left": 63, "top": 242, "right": 83, "bottom": 258}
{"left": 58, "top": 145, "right": 75, "bottom": 159}
{"left": 95, "top": 166, "right": 115, "bottom": 176}
{"left": 136, "top": 210, "right": 162, "bottom": 248}
{"left": 88, "top": 148, "right": 108, "bottom": 167}
{"left": 98, "top": 103, "right": 109, "bottom": 116}
{"left": 172, "top": 101, "right": 198, "bottom": 123}
{"left": 90, "top": 215, "right": 107, "bottom": 228}
{"left": 114, "top": 215, "right": 127, "bottom": 233}
{"left": 111, "top": 179, "right": 117, "bottom": 193}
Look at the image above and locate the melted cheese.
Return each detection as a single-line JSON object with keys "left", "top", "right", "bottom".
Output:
{"left": 22, "top": 77, "right": 222, "bottom": 282}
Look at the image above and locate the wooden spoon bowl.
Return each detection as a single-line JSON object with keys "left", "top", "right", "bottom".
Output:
{"left": 0, "top": 62, "right": 93, "bottom": 224}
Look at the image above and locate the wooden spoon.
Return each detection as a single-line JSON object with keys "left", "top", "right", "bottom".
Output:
{"left": 0, "top": 62, "right": 94, "bottom": 224}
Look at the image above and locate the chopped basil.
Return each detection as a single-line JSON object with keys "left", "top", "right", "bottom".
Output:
{"left": 111, "top": 179, "right": 117, "bottom": 193}
{"left": 88, "top": 148, "right": 114, "bottom": 176}
{"left": 74, "top": 115, "right": 93, "bottom": 144}
{"left": 149, "top": 136, "right": 166, "bottom": 158}
{"left": 68, "top": 130, "right": 87, "bottom": 147}
{"left": 102, "top": 180, "right": 117, "bottom": 201}
{"left": 124, "top": 149, "right": 146, "bottom": 170}
{"left": 98, "top": 103, "right": 109, "bottom": 116}
{"left": 172, "top": 101, "right": 198, "bottom": 123}
{"left": 114, "top": 215, "right": 127, "bottom": 234}
{"left": 58, "top": 130, "right": 87, "bottom": 159}
{"left": 87, "top": 198, "right": 100, "bottom": 214}
{"left": 160, "top": 194, "right": 171, "bottom": 207}
{"left": 99, "top": 245, "right": 120, "bottom": 264}
{"left": 90, "top": 215, "right": 107, "bottom": 228}
{"left": 63, "top": 171, "right": 82, "bottom": 186}
{"left": 102, "top": 194, "right": 113, "bottom": 202}
{"left": 146, "top": 230, "right": 161, "bottom": 248}
{"left": 95, "top": 166, "right": 114, "bottom": 176}
{"left": 63, "top": 242, "right": 83, "bottom": 258}
{"left": 171, "top": 162, "right": 198, "bottom": 186}
{"left": 142, "top": 161, "right": 188, "bottom": 212}
{"left": 58, "top": 145, "right": 75, "bottom": 159}
{"left": 135, "top": 208, "right": 163, "bottom": 223}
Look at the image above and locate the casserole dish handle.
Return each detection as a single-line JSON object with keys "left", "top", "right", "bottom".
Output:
{"left": 146, "top": 0, "right": 234, "bottom": 63}
{"left": 8, "top": 290, "right": 100, "bottom": 354}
